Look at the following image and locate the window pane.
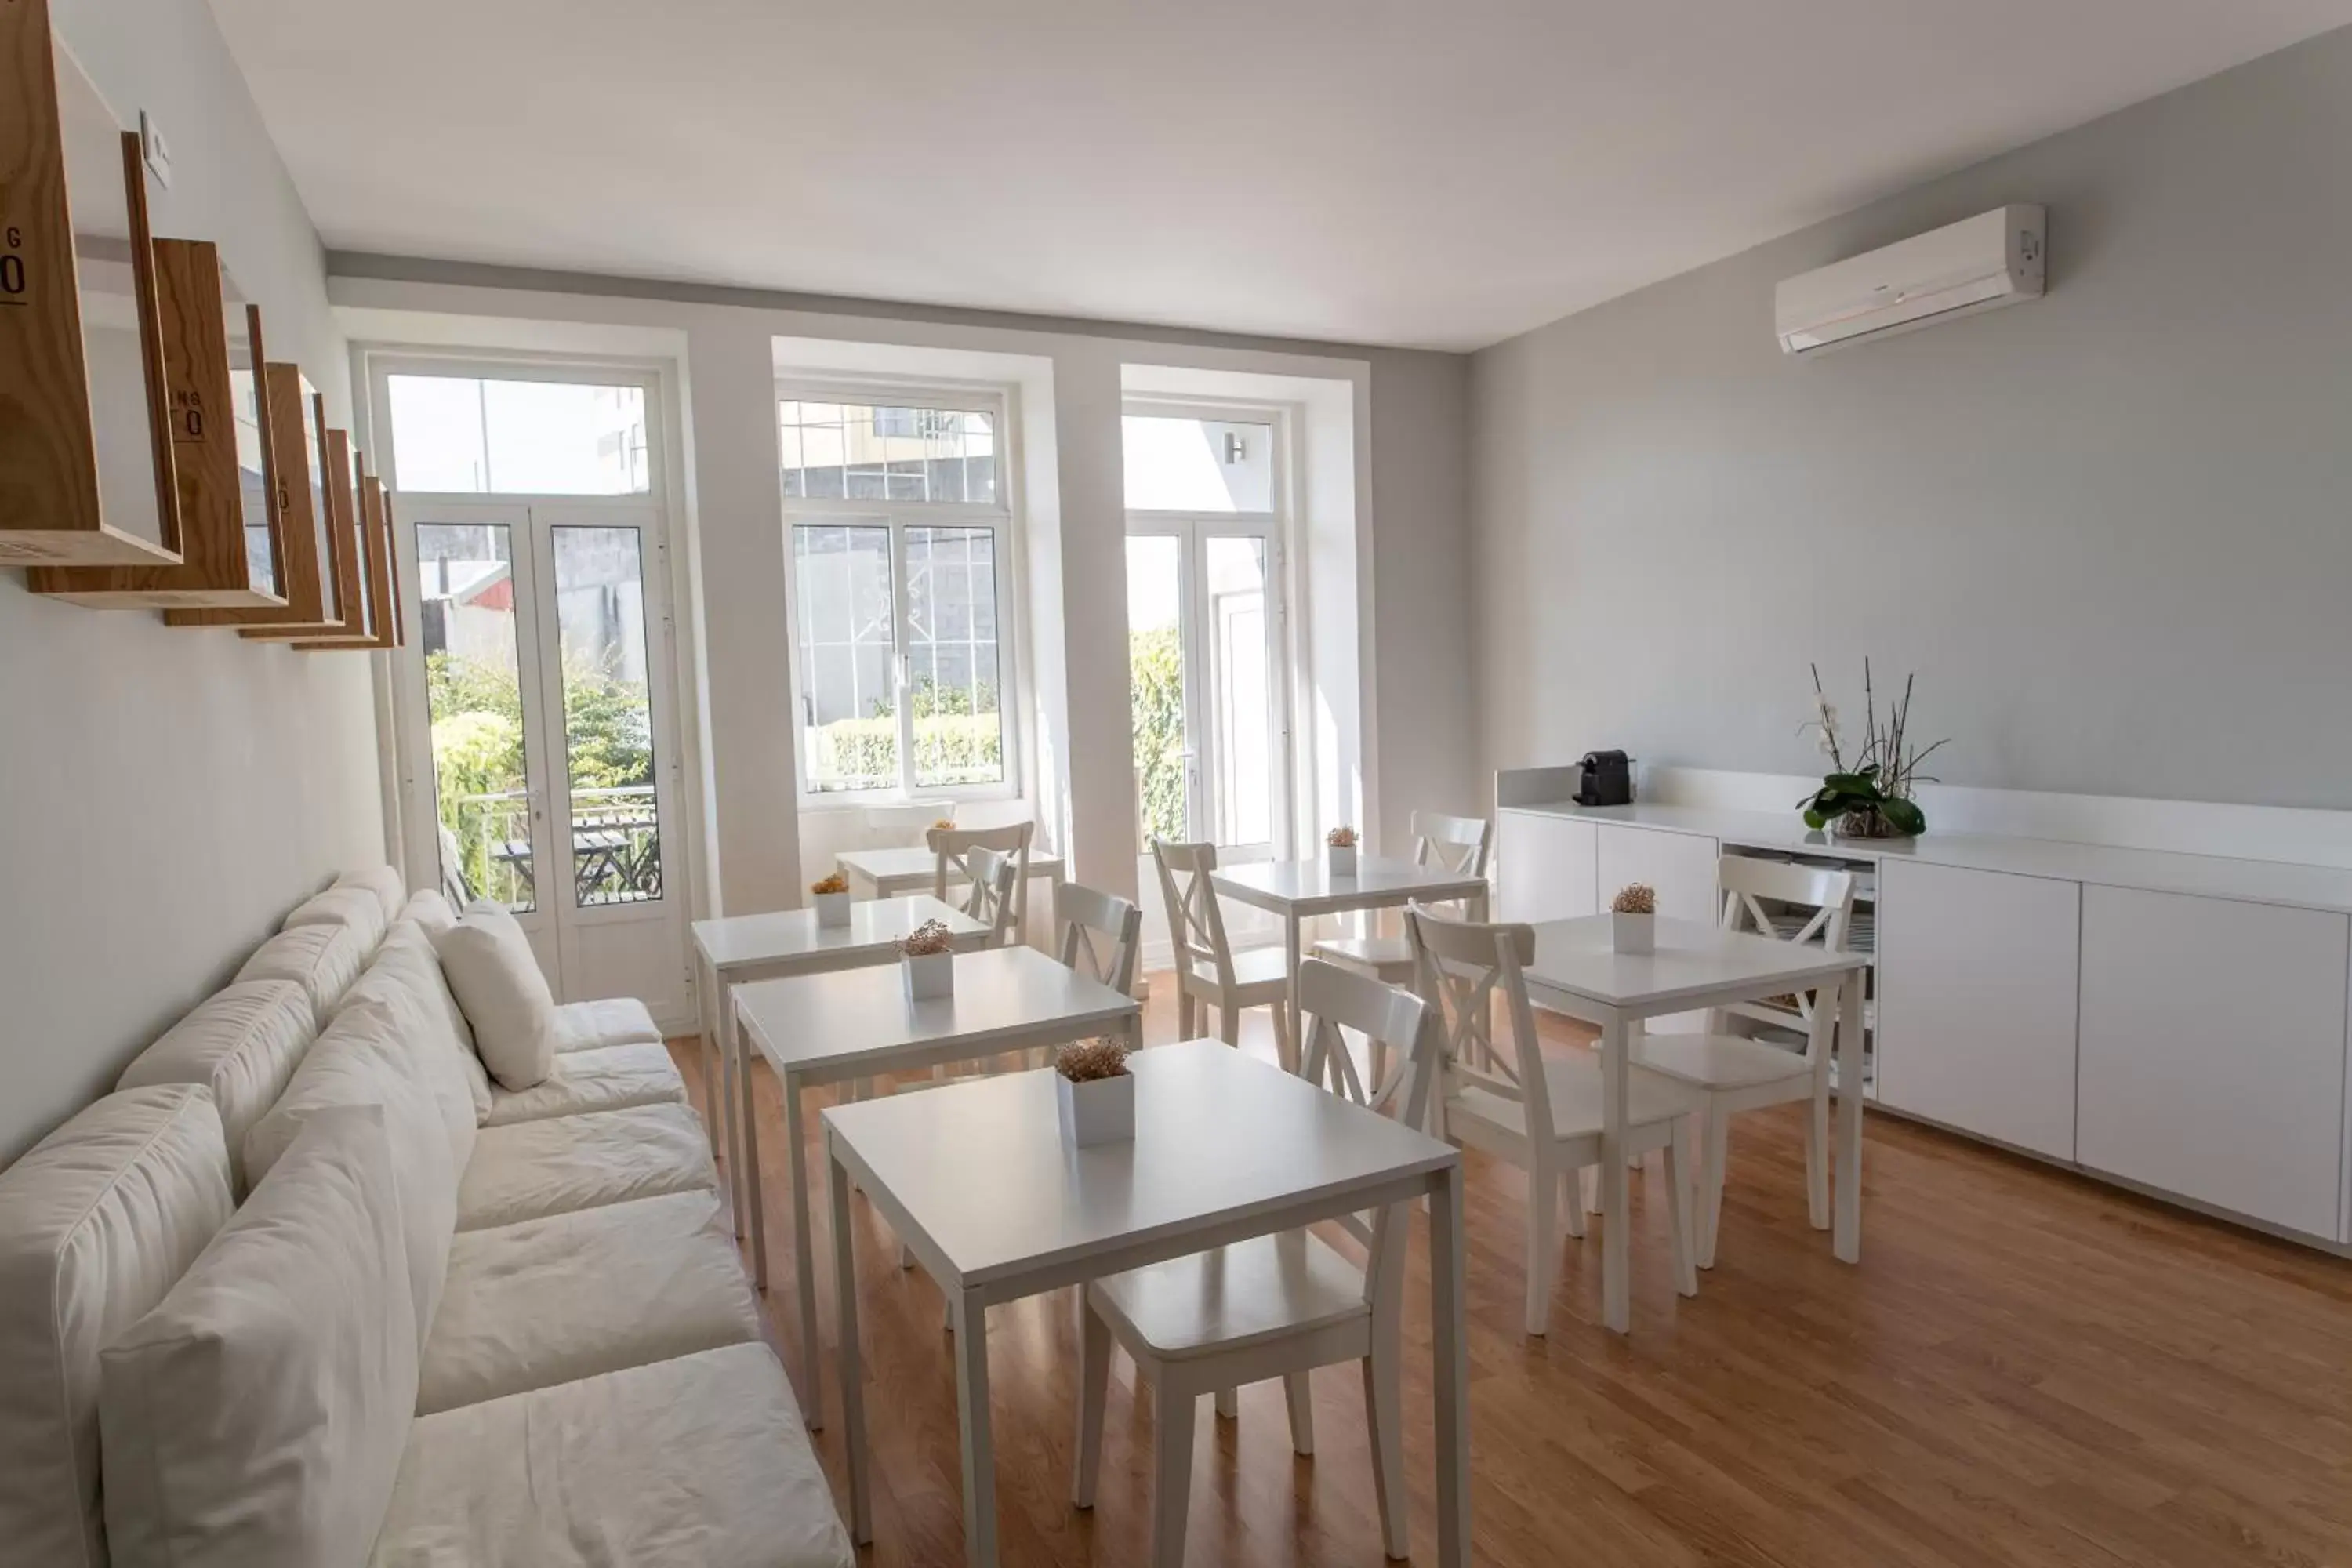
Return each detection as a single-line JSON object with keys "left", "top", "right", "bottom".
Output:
{"left": 417, "top": 522, "right": 532, "bottom": 912}
{"left": 1127, "top": 535, "right": 1187, "bottom": 844}
{"left": 1204, "top": 535, "right": 1273, "bottom": 846}
{"left": 1122, "top": 416, "right": 1272, "bottom": 513}
{"left": 387, "top": 375, "right": 649, "bottom": 495}
{"left": 551, "top": 527, "right": 663, "bottom": 906}
{"left": 779, "top": 402, "right": 996, "bottom": 506}
{"left": 793, "top": 522, "right": 898, "bottom": 793}
{"left": 906, "top": 527, "right": 1005, "bottom": 788}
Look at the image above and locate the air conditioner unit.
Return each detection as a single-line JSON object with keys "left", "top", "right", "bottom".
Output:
{"left": 1776, "top": 205, "right": 2045, "bottom": 355}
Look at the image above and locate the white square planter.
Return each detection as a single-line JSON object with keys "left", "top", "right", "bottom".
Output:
{"left": 813, "top": 890, "right": 851, "bottom": 928}
{"left": 1610, "top": 912, "right": 1655, "bottom": 955}
{"left": 902, "top": 950, "right": 953, "bottom": 1004}
{"left": 1327, "top": 844, "right": 1357, "bottom": 877}
{"left": 1056, "top": 1069, "right": 1134, "bottom": 1148}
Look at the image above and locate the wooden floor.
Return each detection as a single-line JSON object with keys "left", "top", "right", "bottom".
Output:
{"left": 675, "top": 978, "right": 2352, "bottom": 1568}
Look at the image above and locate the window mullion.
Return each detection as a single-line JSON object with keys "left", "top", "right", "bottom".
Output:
{"left": 889, "top": 521, "right": 918, "bottom": 795}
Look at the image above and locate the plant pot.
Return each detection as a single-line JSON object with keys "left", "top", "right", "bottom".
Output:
{"left": 1832, "top": 808, "right": 1910, "bottom": 841}
{"left": 1327, "top": 844, "right": 1357, "bottom": 877}
{"left": 1610, "top": 911, "right": 1655, "bottom": 955}
{"left": 1056, "top": 1069, "right": 1134, "bottom": 1148}
{"left": 902, "top": 950, "right": 953, "bottom": 1004}
{"left": 813, "top": 890, "right": 852, "bottom": 927}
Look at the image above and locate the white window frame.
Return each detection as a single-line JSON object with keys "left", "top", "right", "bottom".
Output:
{"left": 1121, "top": 397, "right": 1294, "bottom": 858}
{"left": 779, "top": 379, "right": 1022, "bottom": 805}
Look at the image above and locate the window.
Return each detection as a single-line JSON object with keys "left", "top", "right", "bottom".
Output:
{"left": 386, "top": 373, "right": 651, "bottom": 495}
{"left": 782, "top": 391, "right": 1014, "bottom": 798}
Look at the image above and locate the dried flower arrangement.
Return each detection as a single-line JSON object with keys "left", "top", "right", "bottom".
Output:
{"left": 1797, "top": 659, "right": 1946, "bottom": 838}
{"left": 895, "top": 918, "right": 955, "bottom": 958}
{"left": 1325, "top": 826, "right": 1358, "bottom": 848}
{"left": 1610, "top": 883, "right": 1657, "bottom": 915}
{"left": 1054, "top": 1038, "right": 1131, "bottom": 1083}
{"left": 933, "top": 818, "right": 956, "bottom": 831}
{"left": 810, "top": 871, "right": 848, "bottom": 896}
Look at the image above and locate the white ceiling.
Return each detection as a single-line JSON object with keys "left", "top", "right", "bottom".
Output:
{"left": 209, "top": 0, "right": 2352, "bottom": 351}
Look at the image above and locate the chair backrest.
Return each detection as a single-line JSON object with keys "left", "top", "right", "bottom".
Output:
{"left": 1404, "top": 906, "right": 1556, "bottom": 1145}
{"left": 960, "top": 844, "right": 1022, "bottom": 946}
{"left": 1289, "top": 959, "right": 1439, "bottom": 1313}
{"left": 1410, "top": 810, "right": 1494, "bottom": 878}
{"left": 930, "top": 821, "right": 1032, "bottom": 913}
{"left": 1057, "top": 881, "right": 1142, "bottom": 995}
{"left": 1149, "top": 840, "right": 1238, "bottom": 992}
{"left": 1714, "top": 856, "right": 1857, "bottom": 1044}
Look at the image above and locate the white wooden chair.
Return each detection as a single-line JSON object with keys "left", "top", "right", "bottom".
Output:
{"left": 948, "top": 840, "right": 1024, "bottom": 949}
{"left": 1058, "top": 880, "right": 1142, "bottom": 996}
{"left": 929, "top": 821, "right": 1033, "bottom": 938}
{"left": 1408, "top": 906, "right": 1700, "bottom": 1335}
{"left": 1150, "top": 840, "right": 1292, "bottom": 1066}
{"left": 1314, "top": 808, "right": 1492, "bottom": 1083}
{"left": 1073, "top": 960, "right": 1435, "bottom": 1566}
{"left": 1631, "top": 856, "right": 1857, "bottom": 1268}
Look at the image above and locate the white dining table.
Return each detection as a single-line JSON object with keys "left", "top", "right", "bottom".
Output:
{"left": 834, "top": 844, "right": 1066, "bottom": 935}
{"left": 1523, "top": 914, "right": 1873, "bottom": 1330}
{"left": 822, "top": 1040, "right": 1472, "bottom": 1568}
{"left": 1210, "top": 855, "right": 1490, "bottom": 1069}
{"left": 732, "top": 944, "right": 1140, "bottom": 1429}
{"left": 691, "top": 896, "right": 989, "bottom": 1238}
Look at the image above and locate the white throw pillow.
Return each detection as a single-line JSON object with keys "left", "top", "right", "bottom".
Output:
{"left": 431, "top": 905, "right": 558, "bottom": 1092}
{"left": 100, "top": 1105, "right": 416, "bottom": 1568}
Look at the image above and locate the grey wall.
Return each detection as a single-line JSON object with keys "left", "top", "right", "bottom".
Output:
{"left": 0, "top": 0, "right": 383, "bottom": 1163}
{"left": 1472, "top": 26, "right": 2352, "bottom": 811}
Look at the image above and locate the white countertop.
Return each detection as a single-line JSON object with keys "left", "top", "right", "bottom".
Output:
{"left": 1502, "top": 799, "right": 2352, "bottom": 916}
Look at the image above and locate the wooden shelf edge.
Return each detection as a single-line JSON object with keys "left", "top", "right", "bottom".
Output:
{"left": 0, "top": 524, "right": 183, "bottom": 568}
{"left": 22, "top": 575, "right": 289, "bottom": 610}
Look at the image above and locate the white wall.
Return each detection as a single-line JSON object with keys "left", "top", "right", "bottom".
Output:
{"left": 1, "top": 0, "right": 381, "bottom": 1163}
{"left": 1472, "top": 27, "right": 2352, "bottom": 813}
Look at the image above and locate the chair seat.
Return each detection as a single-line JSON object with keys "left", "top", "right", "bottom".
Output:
{"left": 1452, "top": 1051, "right": 1702, "bottom": 1144}
{"left": 1632, "top": 1032, "right": 1815, "bottom": 1091}
{"left": 1311, "top": 934, "right": 1413, "bottom": 975}
{"left": 1089, "top": 1229, "right": 1368, "bottom": 1360}
{"left": 1179, "top": 946, "right": 1292, "bottom": 1003}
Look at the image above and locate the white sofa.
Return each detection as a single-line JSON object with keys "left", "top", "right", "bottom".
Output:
{"left": 0, "top": 869, "right": 854, "bottom": 1568}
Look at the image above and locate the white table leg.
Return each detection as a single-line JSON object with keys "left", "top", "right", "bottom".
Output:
{"left": 720, "top": 977, "right": 746, "bottom": 1241}
{"left": 1599, "top": 1015, "right": 1632, "bottom": 1334}
{"left": 739, "top": 1018, "right": 768, "bottom": 1294}
{"left": 1280, "top": 912, "right": 1303, "bottom": 1075}
{"left": 1429, "top": 1160, "right": 1472, "bottom": 1567}
{"left": 952, "top": 1287, "right": 1000, "bottom": 1567}
{"left": 786, "top": 1070, "right": 824, "bottom": 1430}
{"left": 1833, "top": 964, "right": 1867, "bottom": 1264}
{"left": 828, "top": 1148, "right": 873, "bottom": 1545}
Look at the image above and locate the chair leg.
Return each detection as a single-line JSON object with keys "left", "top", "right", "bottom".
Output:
{"left": 1579, "top": 1163, "right": 1601, "bottom": 1217}
{"left": 1805, "top": 1081, "right": 1831, "bottom": 1231}
{"left": 1271, "top": 1004, "right": 1294, "bottom": 1075}
{"left": 1700, "top": 1104, "right": 1730, "bottom": 1269}
{"left": 1560, "top": 1168, "right": 1585, "bottom": 1240}
{"left": 1524, "top": 1156, "right": 1559, "bottom": 1336}
{"left": 1073, "top": 1296, "right": 1112, "bottom": 1508}
{"left": 1362, "top": 1341, "right": 1410, "bottom": 1559}
{"left": 1152, "top": 1383, "right": 1198, "bottom": 1568}
{"left": 1283, "top": 1370, "right": 1315, "bottom": 1456}
{"left": 1178, "top": 989, "right": 1196, "bottom": 1040}
{"left": 1664, "top": 1120, "right": 1699, "bottom": 1298}
{"left": 1218, "top": 1001, "right": 1240, "bottom": 1047}
{"left": 1214, "top": 1386, "right": 1237, "bottom": 1420}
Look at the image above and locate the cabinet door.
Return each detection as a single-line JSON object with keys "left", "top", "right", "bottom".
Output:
{"left": 1875, "top": 861, "right": 2081, "bottom": 1159}
{"left": 1495, "top": 812, "right": 1595, "bottom": 924}
{"left": 2078, "top": 886, "right": 2347, "bottom": 1240}
{"left": 1597, "top": 825, "right": 1720, "bottom": 1032}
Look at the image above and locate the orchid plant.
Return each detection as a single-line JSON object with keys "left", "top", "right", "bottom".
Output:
{"left": 1797, "top": 660, "right": 1945, "bottom": 838}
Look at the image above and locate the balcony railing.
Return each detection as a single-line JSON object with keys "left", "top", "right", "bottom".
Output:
{"left": 446, "top": 785, "right": 662, "bottom": 909}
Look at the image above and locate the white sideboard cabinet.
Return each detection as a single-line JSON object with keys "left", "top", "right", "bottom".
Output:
{"left": 1875, "top": 860, "right": 2082, "bottom": 1160}
{"left": 1497, "top": 811, "right": 1597, "bottom": 924}
{"left": 2076, "top": 886, "right": 2348, "bottom": 1240}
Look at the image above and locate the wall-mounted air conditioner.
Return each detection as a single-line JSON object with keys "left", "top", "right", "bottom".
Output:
{"left": 1776, "top": 205, "right": 2045, "bottom": 356}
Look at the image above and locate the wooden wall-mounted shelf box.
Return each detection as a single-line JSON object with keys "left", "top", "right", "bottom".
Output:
{"left": 171, "top": 368, "right": 345, "bottom": 630}
{"left": 296, "top": 474, "right": 399, "bottom": 650}
{"left": 28, "top": 239, "right": 290, "bottom": 608}
{"left": 245, "top": 412, "right": 366, "bottom": 642}
{"left": 1, "top": 0, "right": 182, "bottom": 567}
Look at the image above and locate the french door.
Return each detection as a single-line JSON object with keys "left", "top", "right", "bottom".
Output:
{"left": 390, "top": 499, "right": 691, "bottom": 1026}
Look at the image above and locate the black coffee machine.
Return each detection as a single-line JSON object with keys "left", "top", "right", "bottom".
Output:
{"left": 1573, "top": 750, "right": 1634, "bottom": 807}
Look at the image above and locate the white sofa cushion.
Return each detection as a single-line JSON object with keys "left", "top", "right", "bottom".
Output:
{"left": 432, "top": 905, "right": 559, "bottom": 1091}
{"left": 235, "top": 921, "right": 370, "bottom": 1028}
{"left": 0, "top": 1087, "right": 233, "bottom": 1568}
{"left": 115, "top": 981, "right": 314, "bottom": 1196}
{"left": 555, "top": 994, "right": 666, "bottom": 1054}
{"left": 282, "top": 884, "right": 390, "bottom": 949}
{"left": 372, "top": 1344, "right": 854, "bottom": 1568}
{"left": 418, "top": 1191, "right": 760, "bottom": 1415}
{"left": 245, "top": 1004, "right": 459, "bottom": 1347}
{"left": 398, "top": 888, "right": 456, "bottom": 935}
{"left": 481, "top": 1040, "right": 686, "bottom": 1127}
{"left": 336, "top": 864, "right": 408, "bottom": 925}
{"left": 100, "top": 1105, "right": 416, "bottom": 1568}
{"left": 352, "top": 924, "right": 495, "bottom": 1131}
{"left": 457, "top": 1102, "right": 716, "bottom": 1232}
